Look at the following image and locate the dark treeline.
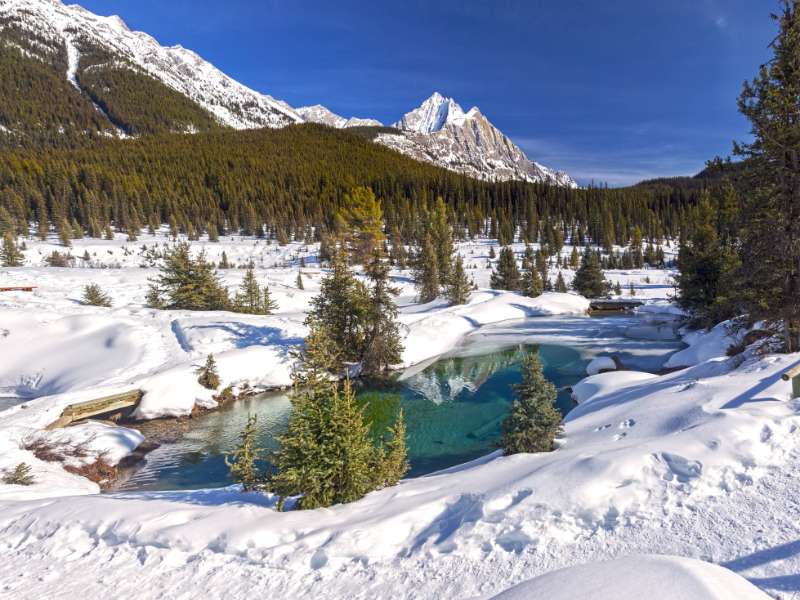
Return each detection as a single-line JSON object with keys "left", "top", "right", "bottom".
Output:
{"left": 0, "top": 123, "right": 714, "bottom": 249}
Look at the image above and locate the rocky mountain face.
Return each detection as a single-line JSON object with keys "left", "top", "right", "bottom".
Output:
{"left": 0, "top": 0, "right": 576, "bottom": 186}
{"left": 379, "top": 93, "right": 577, "bottom": 187}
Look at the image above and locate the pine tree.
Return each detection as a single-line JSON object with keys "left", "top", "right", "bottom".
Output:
{"left": 306, "top": 247, "right": 369, "bottom": 367}
{"left": 2, "top": 462, "right": 35, "bottom": 486}
{"left": 554, "top": 271, "right": 568, "bottom": 293}
{"left": 501, "top": 349, "right": 562, "bottom": 454}
{"left": 676, "top": 194, "right": 724, "bottom": 325}
{"left": 196, "top": 353, "right": 220, "bottom": 389}
{"left": 361, "top": 251, "right": 404, "bottom": 376}
{"left": 735, "top": 2, "right": 800, "bottom": 350}
{"left": 82, "top": 283, "right": 112, "bottom": 307}
{"left": 490, "top": 247, "right": 521, "bottom": 291}
{"left": 430, "top": 198, "right": 455, "bottom": 284}
{"left": 1, "top": 234, "right": 23, "bottom": 266}
{"left": 234, "top": 267, "right": 276, "bottom": 315}
{"left": 225, "top": 414, "right": 261, "bottom": 491}
{"left": 614, "top": 281, "right": 623, "bottom": 296}
{"left": 522, "top": 264, "right": 543, "bottom": 297}
{"left": 270, "top": 378, "right": 378, "bottom": 509}
{"left": 373, "top": 409, "right": 408, "bottom": 487}
{"left": 446, "top": 254, "right": 473, "bottom": 305}
{"left": 413, "top": 234, "right": 440, "bottom": 303}
{"left": 628, "top": 281, "right": 637, "bottom": 296}
{"left": 218, "top": 251, "right": 231, "bottom": 269}
{"left": 572, "top": 250, "right": 610, "bottom": 298}
{"left": 147, "top": 242, "right": 229, "bottom": 310}
{"left": 338, "top": 187, "right": 384, "bottom": 264}
{"left": 296, "top": 271, "right": 304, "bottom": 290}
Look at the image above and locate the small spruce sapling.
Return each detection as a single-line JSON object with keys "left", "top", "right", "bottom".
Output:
{"left": 82, "top": 283, "right": 112, "bottom": 307}
{"left": 2, "top": 462, "right": 35, "bottom": 486}
{"left": 197, "top": 353, "right": 220, "bottom": 390}
{"left": 225, "top": 414, "right": 261, "bottom": 491}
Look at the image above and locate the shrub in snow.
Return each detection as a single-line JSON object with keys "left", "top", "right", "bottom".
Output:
{"left": 196, "top": 353, "right": 220, "bottom": 390}
{"left": 82, "top": 283, "right": 112, "bottom": 307}
{"left": 2, "top": 462, "right": 35, "bottom": 486}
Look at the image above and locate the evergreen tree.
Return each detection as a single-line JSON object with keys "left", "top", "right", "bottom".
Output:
{"left": 614, "top": 280, "right": 623, "bottom": 296}
{"left": 628, "top": 281, "right": 637, "bottom": 296}
{"left": 413, "top": 234, "right": 440, "bottom": 303}
{"left": 196, "top": 353, "right": 220, "bottom": 389}
{"left": 1, "top": 233, "right": 23, "bottom": 266}
{"left": 522, "top": 263, "right": 543, "bottom": 298}
{"left": 147, "top": 242, "right": 229, "bottom": 310}
{"left": 373, "top": 409, "right": 408, "bottom": 487}
{"left": 2, "top": 462, "right": 35, "bottom": 486}
{"left": 501, "top": 349, "right": 562, "bottom": 454}
{"left": 225, "top": 414, "right": 261, "bottom": 492}
{"left": 361, "top": 251, "right": 404, "bottom": 377}
{"left": 735, "top": 1, "right": 800, "bottom": 348}
{"left": 430, "top": 198, "right": 455, "bottom": 284}
{"left": 270, "top": 378, "right": 379, "bottom": 510}
{"left": 572, "top": 250, "right": 610, "bottom": 297}
{"left": 490, "top": 247, "right": 521, "bottom": 291}
{"left": 296, "top": 271, "right": 304, "bottom": 290}
{"left": 306, "top": 247, "right": 369, "bottom": 367}
{"left": 218, "top": 251, "right": 231, "bottom": 269}
{"left": 82, "top": 283, "right": 112, "bottom": 307}
{"left": 234, "top": 267, "right": 277, "bottom": 315}
{"left": 554, "top": 271, "right": 568, "bottom": 293}
{"left": 338, "top": 187, "right": 384, "bottom": 264}
{"left": 676, "top": 195, "right": 724, "bottom": 326}
{"left": 445, "top": 254, "right": 473, "bottom": 305}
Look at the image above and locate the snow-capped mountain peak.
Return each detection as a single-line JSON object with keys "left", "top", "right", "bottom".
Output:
{"left": 392, "top": 92, "right": 469, "bottom": 133}
{"left": 296, "top": 105, "right": 383, "bottom": 129}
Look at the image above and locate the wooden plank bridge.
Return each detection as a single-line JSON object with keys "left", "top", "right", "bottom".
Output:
{"left": 0, "top": 286, "right": 36, "bottom": 292}
{"left": 589, "top": 299, "right": 644, "bottom": 313}
{"left": 47, "top": 390, "right": 143, "bottom": 429}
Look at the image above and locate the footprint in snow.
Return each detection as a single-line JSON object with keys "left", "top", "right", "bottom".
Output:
{"left": 595, "top": 424, "right": 612, "bottom": 432}
{"left": 619, "top": 419, "right": 636, "bottom": 429}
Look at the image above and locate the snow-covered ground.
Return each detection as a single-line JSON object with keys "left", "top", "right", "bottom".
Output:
{"left": 2, "top": 232, "right": 799, "bottom": 599}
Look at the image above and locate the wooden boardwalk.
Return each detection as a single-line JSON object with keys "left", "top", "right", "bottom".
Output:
{"left": 589, "top": 299, "right": 644, "bottom": 312}
{"left": 47, "top": 390, "right": 143, "bottom": 429}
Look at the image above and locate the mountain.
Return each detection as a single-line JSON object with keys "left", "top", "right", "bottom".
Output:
{"left": 0, "top": 0, "right": 300, "bottom": 140}
{"left": 0, "top": 0, "right": 575, "bottom": 186}
{"left": 296, "top": 105, "right": 383, "bottom": 129}
{"left": 377, "top": 93, "right": 577, "bottom": 187}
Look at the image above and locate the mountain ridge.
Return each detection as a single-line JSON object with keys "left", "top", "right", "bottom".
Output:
{"left": 0, "top": 0, "right": 577, "bottom": 187}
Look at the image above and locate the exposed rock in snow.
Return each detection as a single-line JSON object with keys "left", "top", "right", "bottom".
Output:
{"left": 296, "top": 104, "right": 383, "bottom": 128}
{"left": 490, "top": 555, "right": 770, "bottom": 600}
{"left": 379, "top": 92, "right": 578, "bottom": 187}
{"left": 0, "top": 0, "right": 303, "bottom": 129}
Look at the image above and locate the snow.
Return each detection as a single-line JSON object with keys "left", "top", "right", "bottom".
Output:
{"left": 586, "top": 356, "right": 618, "bottom": 375}
{"left": 490, "top": 555, "right": 770, "bottom": 600}
{"left": 2, "top": 232, "right": 800, "bottom": 598}
{"left": 297, "top": 104, "right": 383, "bottom": 128}
{"left": 665, "top": 320, "right": 741, "bottom": 369}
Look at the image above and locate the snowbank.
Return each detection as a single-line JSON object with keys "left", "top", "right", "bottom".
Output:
{"left": 571, "top": 370, "right": 657, "bottom": 405}
{"left": 490, "top": 555, "right": 769, "bottom": 600}
{"left": 586, "top": 356, "right": 617, "bottom": 376}
{"left": 665, "top": 320, "right": 740, "bottom": 369}
{"left": 400, "top": 292, "right": 589, "bottom": 367}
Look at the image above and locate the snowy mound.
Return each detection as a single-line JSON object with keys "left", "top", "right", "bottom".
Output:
{"left": 491, "top": 555, "right": 769, "bottom": 600}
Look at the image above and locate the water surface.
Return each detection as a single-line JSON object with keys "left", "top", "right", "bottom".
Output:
{"left": 114, "top": 313, "right": 683, "bottom": 491}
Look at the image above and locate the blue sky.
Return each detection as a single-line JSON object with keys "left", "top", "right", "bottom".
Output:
{"left": 80, "top": 0, "right": 775, "bottom": 186}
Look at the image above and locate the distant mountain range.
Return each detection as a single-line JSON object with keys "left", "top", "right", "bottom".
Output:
{"left": 0, "top": 0, "right": 576, "bottom": 187}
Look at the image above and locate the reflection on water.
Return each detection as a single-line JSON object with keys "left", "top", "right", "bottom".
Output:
{"left": 114, "top": 313, "right": 684, "bottom": 492}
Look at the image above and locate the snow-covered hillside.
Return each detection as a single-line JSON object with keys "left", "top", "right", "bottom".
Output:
{"left": 0, "top": 0, "right": 302, "bottom": 129}
{"left": 1, "top": 232, "right": 800, "bottom": 599}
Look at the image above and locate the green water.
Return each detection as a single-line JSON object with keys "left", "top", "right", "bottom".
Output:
{"left": 114, "top": 315, "right": 683, "bottom": 491}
